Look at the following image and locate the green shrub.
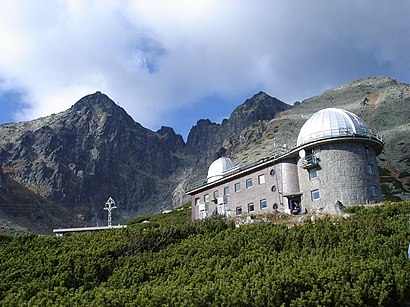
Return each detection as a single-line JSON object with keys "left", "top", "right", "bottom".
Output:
{"left": 1, "top": 201, "right": 410, "bottom": 305}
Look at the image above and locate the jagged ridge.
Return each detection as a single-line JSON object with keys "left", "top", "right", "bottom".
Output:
{"left": 0, "top": 91, "right": 288, "bottom": 233}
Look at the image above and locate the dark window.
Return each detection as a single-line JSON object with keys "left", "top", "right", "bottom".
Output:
{"left": 270, "top": 169, "right": 276, "bottom": 176}
{"left": 246, "top": 178, "right": 253, "bottom": 189}
{"left": 194, "top": 198, "right": 200, "bottom": 205}
{"left": 260, "top": 199, "right": 267, "bottom": 209}
{"left": 365, "top": 146, "right": 370, "bottom": 159}
{"left": 371, "top": 185, "right": 378, "bottom": 196}
{"left": 236, "top": 206, "right": 243, "bottom": 215}
{"left": 224, "top": 186, "right": 230, "bottom": 196}
{"left": 271, "top": 185, "right": 277, "bottom": 192}
{"left": 213, "top": 190, "right": 219, "bottom": 199}
{"left": 204, "top": 194, "right": 209, "bottom": 203}
{"left": 368, "top": 164, "right": 375, "bottom": 175}
{"left": 248, "top": 203, "right": 254, "bottom": 212}
{"left": 235, "top": 182, "right": 241, "bottom": 192}
{"left": 273, "top": 203, "right": 278, "bottom": 210}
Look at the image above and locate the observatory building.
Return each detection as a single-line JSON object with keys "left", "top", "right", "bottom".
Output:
{"left": 186, "top": 108, "right": 384, "bottom": 220}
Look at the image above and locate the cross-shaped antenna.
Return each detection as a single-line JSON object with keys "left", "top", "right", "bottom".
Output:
{"left": 104, "top": 197, "right": 117, "bottom": 227}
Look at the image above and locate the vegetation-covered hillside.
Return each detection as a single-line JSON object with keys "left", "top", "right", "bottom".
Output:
{"left": 1, "top": 202, "right": 410, "bottom": 306}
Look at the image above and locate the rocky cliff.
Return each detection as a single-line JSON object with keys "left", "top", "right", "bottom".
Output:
{"left": 0, "top": 92, "right": 191, "bottom": 232}
{"left": 185, "top": 92, "right": 290, "bottom": 182}
{"left": 186, "top": 92, "right": 290, "bottom": 156}
{"left": 0, "top": 91, "right": 288, "bottom": 233}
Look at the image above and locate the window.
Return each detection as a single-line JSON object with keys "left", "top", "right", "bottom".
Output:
{"left": 246, "top": 178, "right": 253, "bottom": 189}
{"left": 213, "top": 190, "right": 219, "bottom": 199}
{"left": 311, "top": 189, "right": 320, "bottom": 201}
{"left": 258, "top": 174, "right": 265, "bottom": 184}
{"left": 260, "top": 199, "right": 267, "bottom": 209}
{"left": 236, "top": 206, "right": 243, "bottom": 215}
{"left": 273, "top": 203, "right": 278, "bottom": 210}
{"left": 365, "top": 146, "right": 370, "bottom": 159}
{"left": 368, "top": 164, "right": 375, "bottom": 175}
{"left": 204, "top": 194, "right": 209, "bottom": 203}
{"left": 309, "top": 168, "right": 318, "bottom": 180}
{"left": 248, "top": 203, "right": 254, "bottom": 212}
{"left": 371, "top": 185, "right": 378, "bottom": 196}
{"left": 235, "top": 182, "right": 241, "bottom": 192}
{"left": 270, "top": 169, "right": 276, "bottom": 176}
{"left": 224, "top": 186, "right": 230, "bottom": 196}
{"left": 199, "top": 210, "right": 207, "bottom": 219}
{"left": 194, "top": 197, "right": 200, "bottom": 206}
{"left": 271, "top": 185, "right": 277, "bottom": 193}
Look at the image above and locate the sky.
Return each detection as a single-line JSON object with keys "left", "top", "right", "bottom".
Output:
{"left": 1, "top": 1, "right": 410, "bottom": 140}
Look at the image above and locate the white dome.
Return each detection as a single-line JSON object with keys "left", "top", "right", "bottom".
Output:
{"left": 297, "top": 108, "right": 371, "bottom": 146}
{"left": 207, "top": 157, "right": 238, "bottom": 183}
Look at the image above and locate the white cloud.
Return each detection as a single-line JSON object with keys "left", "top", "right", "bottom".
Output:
{"left": 0, "top": 0, "right": 410, "bottom": 130}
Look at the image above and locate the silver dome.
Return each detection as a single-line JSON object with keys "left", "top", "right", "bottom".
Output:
{"left": 297, "top": 108, "right": 371, "bottom": 147}
{"left": 207, "top": 157, "right": 238, "bottom": 183}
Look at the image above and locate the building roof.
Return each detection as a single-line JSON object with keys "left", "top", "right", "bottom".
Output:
{"left": 297, "top": 108, "right": 371, "bottom": 146}
{"left": 207, "top": 157, "right": 238, "bottom": 183}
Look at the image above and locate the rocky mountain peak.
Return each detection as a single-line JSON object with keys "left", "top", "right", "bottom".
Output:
{"left": 229, "top": 91, "right": 290, "bottom": 127}
{"left": 71, "top": 91, "right": 117, "bottom": 111}
{"left": 67, "top": 91, "right": 137, "bottom": 128}
{"left": 156, "top": 126, "right": 185, "bottom": 151}
{"left": 0, "top": 92, "right": 193, "bottom": 233}
{"left": 185, "top": 92, "right": 291, "bottom": 180}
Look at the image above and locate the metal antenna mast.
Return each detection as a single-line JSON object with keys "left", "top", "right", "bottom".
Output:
{"left": 104, "top": 197, "right": 117, "bottom": 227}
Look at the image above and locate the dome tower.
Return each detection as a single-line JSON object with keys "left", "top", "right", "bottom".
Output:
{"left": 296, "top": 108, "right": 383, "bottom": 210}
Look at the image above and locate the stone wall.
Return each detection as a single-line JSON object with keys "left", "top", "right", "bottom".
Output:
{"left": 297, "top": 141, "right": 382, "bottom": 211}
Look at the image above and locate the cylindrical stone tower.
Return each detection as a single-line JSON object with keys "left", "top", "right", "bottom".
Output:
{"left": 296, "top": 108, "right": 383, "bottom": 211}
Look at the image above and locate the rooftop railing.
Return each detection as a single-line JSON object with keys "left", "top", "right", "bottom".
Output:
{"left": 297, "top": 127, "right": 383, "bottom": 146}
{"left": 186, "top": 128, "right": 383, "bottom": 192}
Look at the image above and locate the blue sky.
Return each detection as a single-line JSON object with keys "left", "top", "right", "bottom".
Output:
{"left": 1, "top": 1, "right": 410, "bottom": 140}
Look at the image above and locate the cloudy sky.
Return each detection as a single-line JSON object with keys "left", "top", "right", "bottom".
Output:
{"left": 1, "top": 0, "right": 409, "bottom": 139}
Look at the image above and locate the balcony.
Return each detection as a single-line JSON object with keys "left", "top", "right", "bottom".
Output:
{"left": 301, "top": 154, "right": 319, "bottom": 169}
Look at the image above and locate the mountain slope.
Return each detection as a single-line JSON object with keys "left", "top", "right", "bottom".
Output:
{"left": 0, "top": 92, "right": 190, "bottom": 232}
{"left": 224, "top": 77, "right": 410, "bottom": 200}
{"left": 0, "top": 91, "right": 288, "bottom": 233}
{"left": 185, "top": 92, "right": 291, "bottom": 183}
{"left": 186, "top": 92, "right": 290, "bottom": 157}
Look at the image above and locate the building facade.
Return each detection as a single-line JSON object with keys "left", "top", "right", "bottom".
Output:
{"left": 186, "top": 108, "right": 384, "bottom": 220}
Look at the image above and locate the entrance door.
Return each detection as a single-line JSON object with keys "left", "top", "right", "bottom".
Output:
{"left": 288, "top": 196, "right": 301, "bottom": 214}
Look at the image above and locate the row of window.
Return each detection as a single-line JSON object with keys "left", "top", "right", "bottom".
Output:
{"left": 308, "top": 163, "right": 375, "bottom": 181}
{"left": 195, "top": 173, "right": 268, "bottom": 204}
{"left": 234, "top": 174, "right": 266, "bottom": 192}
{"left": 194, "top": 167, "right": 282, "bottom": 206}
{"left": 198, "top": 187, "right": 379, "bottom": 209}
{"left": 236, "top": 199, "right": 268, "bottom": 215}
{"left": 310, "top": 185, "right": 378, "bottom": 202}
